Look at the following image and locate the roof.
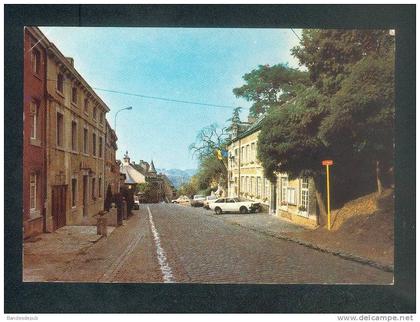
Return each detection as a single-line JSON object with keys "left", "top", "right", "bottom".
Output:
{"left": 228, "top": 114, "right": 266, "bottom": 144}
{"left": 120, "top": 163, "right": 146, "bottom": 184}
{"left": 149, "top": 160, "right": 157, "bottom": 173}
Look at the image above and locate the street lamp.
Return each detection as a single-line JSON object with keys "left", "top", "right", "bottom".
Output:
{"left": 114, "top": 106, "right": 133, "bottom": 133}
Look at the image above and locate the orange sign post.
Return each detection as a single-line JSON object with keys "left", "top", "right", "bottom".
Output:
{"left": 322, "top": 160, "right": 333, "bottom": 230}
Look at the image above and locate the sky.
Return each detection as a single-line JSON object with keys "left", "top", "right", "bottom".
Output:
{"left": 40, "top": 27, "right": 302, "bottom": 170}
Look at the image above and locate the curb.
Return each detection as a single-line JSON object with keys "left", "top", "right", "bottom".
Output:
{"left": 207, "top": 213, "right": 394, "bottom": 273}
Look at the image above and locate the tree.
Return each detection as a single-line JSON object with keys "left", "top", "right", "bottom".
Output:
{"left": 319, "top": 53, "right": 395, "bottom": 194}
{"left": 291, "top": 29, "right": 394, "bottom": 96}
{"left": 189, "top": 123, "right": 229, "bottom": 161}
{"left": 233, "top": 64, "right": 309, "bottom": 117}
{"left": 258, "top": 86, "right": 330, "bottom": 224}
{"left": 189, "top": 123, "right": 229, "bottom": 190}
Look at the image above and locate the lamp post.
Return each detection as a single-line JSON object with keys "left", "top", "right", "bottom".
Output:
{"left": 114, "top": 106, "right": 133, "bottom": 133}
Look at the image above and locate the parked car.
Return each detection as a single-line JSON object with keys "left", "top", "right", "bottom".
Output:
{"left": 172, "top": 195, "right": 191, "bottom": 206}
{"left": 191, "top": 194, "right": 206, "bottom": 207}
{"left": 203, "top": 195, "right": 218, "bottom": 209}
{"left": 209, "top": 198, "right": 260, "bottom": 215}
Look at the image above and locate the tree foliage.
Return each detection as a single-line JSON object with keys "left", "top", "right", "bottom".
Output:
{"left": 233, "top": 64, "right": 309, "bottom": 117}
{"left": 258, "top": 86, "right": 329, "bottom": 181}
{"left": 291, "top": 29, "right": 394, "bottom": 96}
{"left": 256, "top": 29, "right": 395, "bottom": 221}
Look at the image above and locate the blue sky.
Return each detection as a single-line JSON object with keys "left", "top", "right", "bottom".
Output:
{"left": 40, "top": 27, "right": 301, "bottom": 170}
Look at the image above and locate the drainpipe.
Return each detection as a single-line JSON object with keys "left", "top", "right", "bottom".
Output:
{"left": 42, "top": 44, "right": 48, "bottom": 232}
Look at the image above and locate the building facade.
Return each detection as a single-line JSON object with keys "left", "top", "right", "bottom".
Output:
{"left": 23, "top": 27, "right": 49, "bottom": 238}
{"left": 105, "top": 120, "right": 120, "bottom": 195}
{"left": 44, "top": 34, "right": 110, "bottom": 231}
{"left": 227, "top": 118, "right": 318, "bottom": 227}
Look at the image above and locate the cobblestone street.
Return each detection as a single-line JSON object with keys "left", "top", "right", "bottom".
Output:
{"left": 28, "top": 203, "right": 393, "bottom": 284}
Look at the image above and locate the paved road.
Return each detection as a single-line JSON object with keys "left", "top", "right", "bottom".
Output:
{"left": 60, "top": 203, "right": 393, "bottom": 284}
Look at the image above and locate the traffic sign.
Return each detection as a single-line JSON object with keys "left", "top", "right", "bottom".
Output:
{"left": 322, "top": 160, "right": 333, "bottom": 166}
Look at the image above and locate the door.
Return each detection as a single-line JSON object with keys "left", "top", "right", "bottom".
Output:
{"left": 82, "top": 175, "right": 88, "bottom": 217}
{"left": 52, "top": 185, "right": 67, "bottom": 231}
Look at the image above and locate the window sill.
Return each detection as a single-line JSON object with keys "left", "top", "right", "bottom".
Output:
{"left": 55, "top": 146, "right": 66, "bottom": 152}
{"left": 30, "top": 138, "right": 42, "bottom": 147}
{"left": 29, "top": 210, "right": 41, "bottom": 220}
{"left": 71, "top": 102, "right": 78, "bottom": 108}
{"left": 71, "top": 150, "right": 79, "bottom": 155}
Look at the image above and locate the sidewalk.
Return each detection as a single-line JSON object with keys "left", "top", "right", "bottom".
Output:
{"left": 23, "top": 224, "right": 115, "bottom": 282}
{"left": 210, "top": 212, "right": 393, "bottom": 272}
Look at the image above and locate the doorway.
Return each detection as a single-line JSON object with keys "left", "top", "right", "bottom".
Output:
{"left": 52, "top": 185, "right": 67, "bottom": 231}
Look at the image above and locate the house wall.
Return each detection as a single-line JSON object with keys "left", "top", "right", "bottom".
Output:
{"left": 23, "top": 27, "right": 47, "bottom": 238}
{"left": 227, "top": 129, "right": 318, "bottom": 226}
{"left": 45, "top": 45, "right": 108, "bottom": 231}
{"left": 105, "top": 121, "right": 120, "bottom": 195}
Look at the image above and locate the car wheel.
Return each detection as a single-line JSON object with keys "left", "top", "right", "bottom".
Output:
{"left": 240, "top": 206, "right": 248, "bottom": 214}
{"left": 215, "top": 207, "right": 222, "bottom": 215}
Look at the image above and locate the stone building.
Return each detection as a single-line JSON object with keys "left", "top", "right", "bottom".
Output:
{"left": 44, "top": 30, "right": 110, "bottom": 231}
{"left": 119, "top": 152, "right": 175, "bottom": 203}
{"left": 23, "top": 27, "right": 49, "bottom": 238}
{"left": 105, "top": 119, "right": 120, "bottom": 195}
{"left": 227, "top": 116, "right": 318, "bottom": 227}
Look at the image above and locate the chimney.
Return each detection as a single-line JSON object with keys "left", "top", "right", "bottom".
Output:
{"left": 66, "top": 57, "right": 74, "bottom": 67}
{"left": 248, "top": 116, "right": 257, "bottom": 124}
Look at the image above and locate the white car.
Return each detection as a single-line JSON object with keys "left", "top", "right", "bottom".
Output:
{"left": 209, "top": 198, "right": 260, "bottom": 215}
{"left": 172, "top": 195, "right": 191, "bottom": 205}
{"left": 191, "top": 194, "right": 206, "bottom": 207}
{"left": 203, "top": 195, "right": 218, "bottom": 209}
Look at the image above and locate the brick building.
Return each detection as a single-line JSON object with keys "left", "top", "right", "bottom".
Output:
{"left": 44, "top": 31, "right": 110, "bottom": 231}
{"left": 23, "top": 27, "right": 49, "bottom": 238}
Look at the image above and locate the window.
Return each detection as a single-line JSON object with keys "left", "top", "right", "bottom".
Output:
{"left": 241, "top": 147, "right": 244, "bottom": 162}
{"left": 30, "top": 100, "right": 39, "bottom": 140}
{"left": 93, "top": 106, "right": 97, "bottom": 120}
{"left": 257, "top": 177, "right": 261, "bottom": 197}
{"left": 287, "top": 188, "right": 297, "bottom": 205}
{"left": 71, "top": 178, "right": 77, "bottom": 207}
{"left": 99, "top": 136, "right": 103, "bottom": 158}
{"left": 31, "top": 48, "right": 41, "bottom": 74}
{"left": 300, "top": 177, "right": 309, "bottom": 212}
{"left": 57, "top": 73, "right": 64, "bottom": 93}
{"left": 71, "top": 121, "right": 77, "bottom": 151}
{"left": 265, "top": 178, "right": 270, "bottom": 199}
{"left": 84, "top": 98, "right": 89, "bottom": 114}
{"left": 99, "top": 111, "right": 103, "bottom": 124}
{"left": 92, "top": 133, "right": 97, "bottom": 156}
{"left": 251, "top": 142, "right": 256, "bottom": 161}
{"left": 246, "top": 145, "right": 250, "bottom": 162}
{"left": 83, "top": 128, "right": 88, "bottom": 154}
{"left": 98, "top": 177, "right": 102, "bottom": 198}
{"left": 281, "top": 177, "right": 288, "bottom": 205}
{"left": 247, "top": 177, "right": 251, "bottom": 193}
{"left": 56, "top": 112, "right": 64, "bottom": 147}
{"left": 29, "top": 173, "right": 37, "bottom": 211}
{"left": 72, "top": 87, "right": 78, "bottom": 105}
{"left": 91, "top": 177, "right": 96, "bottom": 199}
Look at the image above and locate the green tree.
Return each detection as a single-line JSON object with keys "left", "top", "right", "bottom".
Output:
{"left": 233, "top": 64, "right": 309, "bottom": 117}
{"left": 319, "top": 53, "right": 395, "bottom": 194}
{"left": 258, "top": 86, "right": 330, "bottom": 223}
{"left": 291, "top": 29, "right": 394, "bottom": 96}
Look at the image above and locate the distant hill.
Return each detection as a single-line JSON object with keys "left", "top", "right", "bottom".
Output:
{"left": 157, "top": 168, "right": 196, "bottom": 189}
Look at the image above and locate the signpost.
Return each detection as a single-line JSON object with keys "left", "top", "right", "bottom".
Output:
{"left": 322, "top": 160, "right": 333, "bottom": 230}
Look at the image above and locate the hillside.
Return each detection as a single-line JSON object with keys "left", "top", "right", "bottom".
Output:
{"left": 286, "top": 188, "right": 395, "bottom": 267}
